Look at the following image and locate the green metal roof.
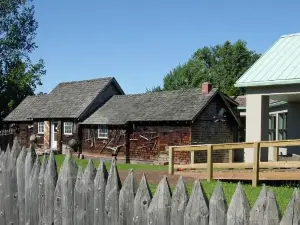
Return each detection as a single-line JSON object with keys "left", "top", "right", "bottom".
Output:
{"left": 235, "top": 33, "right": 300, "bottom": 87}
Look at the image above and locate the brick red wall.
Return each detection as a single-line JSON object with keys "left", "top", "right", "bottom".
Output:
{"left": 82, "top": 124, "right": 191, "bottom": 163}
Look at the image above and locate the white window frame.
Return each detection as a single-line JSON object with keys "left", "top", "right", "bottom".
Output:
{"left": 98, "top": 125, "right": 108, "bottom": 139}
{"left": 63, "top": 122, "right": 73, "bottom": 135}
{"left": 37, "top": 122, "right": 44, "bottom": 134}
{"left": 269, "top": 110, "right": 288, "bottom": 141}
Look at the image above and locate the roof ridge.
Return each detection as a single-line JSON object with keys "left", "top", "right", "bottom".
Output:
{"left": 281, "top": 33, "right": 300, "bottom": 38}
{"left": 57, "top": 77, "right": 113, "bottom": 85}
{"left": 113, "top": 87, "right": 218, "bottom": 98}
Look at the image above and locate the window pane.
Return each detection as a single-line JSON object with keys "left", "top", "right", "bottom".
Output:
{"left": 278, "top": 113, "right": 287, "bottom": 129}
{"left": 98, "top": 125, "right": 108, "bottom": 138}
{"left": 278, "top": 131, "right": 287, "bottom": 140}
{"left": 269, "top": 131, "right": 276, "bottom": 141}
{"left": 64, "top": 122, "right": 73, "bottom": 134}
{"left": 38, "top": 122, "right": 44, "bottom": 133}
{"left": 269, "top": 116, "right": 276, "bottom": 129}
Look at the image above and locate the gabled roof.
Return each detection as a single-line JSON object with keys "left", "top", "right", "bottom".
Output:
{"left": 235, "top": 33, "right": 300, "bottom": 87}
{"left": 82, "top": 88, "right": 237, "bottom": 125}
{"left": 4, "top": 95, "right": 49, "bottom": 122}
{"left": 4, "top": 77, "right": 123, "bottom": 121}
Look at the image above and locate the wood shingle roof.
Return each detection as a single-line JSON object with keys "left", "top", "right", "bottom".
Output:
{"left": 82, "top": 88, "right": 219, "bottom": 125}
{"left": 4, "top": 77, "right": 119, "bottom": 121}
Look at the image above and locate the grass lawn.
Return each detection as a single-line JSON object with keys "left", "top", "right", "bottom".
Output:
{"left": 48, "top": 155, "right": 294, "bottom": 215}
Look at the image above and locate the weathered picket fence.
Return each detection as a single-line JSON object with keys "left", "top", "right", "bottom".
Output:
{"left": 0, "top": 139, "right": 300, "bottom": 225}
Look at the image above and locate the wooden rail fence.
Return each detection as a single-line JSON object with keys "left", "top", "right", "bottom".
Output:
{"left": 1, "top": 138, "right": 300, "bottom": 224}
{"left": 168, "top": 139, "right": 300, "bottom": 187}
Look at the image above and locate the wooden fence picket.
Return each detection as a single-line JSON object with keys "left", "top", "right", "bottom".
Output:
{"left": 148, "top": 176, "right": 172, "bottom": 225}
{"left": 0, "top": 151, "right": 5, "bottom": 224}
{"left": 44, "top": 151, "right": 57, "bottom": 225}
{"left": 119, "top": 169, "right": 137, "bottom": 225}
{"left": 16, "top": 147, "right": 27, "bottom": 225}
{"left": 74, "top": 166, "right": 84, "bottom": 225}
{"left": 171, "top": 176, "right": 189, "bottom": 225}
{"left": 249, "top": 185, "right": 267, "bottom": 225}
{"left": 105, "top": 159, "right": 121, "bottom": 225}
{"left": 133, "top": 174, "right": 152, "bottom": 225}
{"left": 94, "top": 161, "right": 108, "bottom": 225}
{"left": 227, "top": 182, "right": 250, "bottom": 225}
{"left": 264, "top": 189, "right": 280, "bottom": 225}
{"left": 54, "top": 154, "right": 78, "bottom": 225}
{"left": 30, "top": 157, "right": 41, "bottom": 225}
{"left": 209, "top": 181, "right": 227, "bottom": 225}
{"left": 1, "top": 140, "right": 300, "bottom": 225}
{"left": 184, "top": 180, "right": 209, "bottom": 225}
{"left": 280, "top": 189, "right": 300, "bottom": 225}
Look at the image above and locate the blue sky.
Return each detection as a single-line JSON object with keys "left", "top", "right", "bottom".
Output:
{"left": 32, "top": 0, "right": 300, "bottom": 94}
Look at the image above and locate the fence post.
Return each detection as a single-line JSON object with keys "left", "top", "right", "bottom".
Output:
{"left": 171, "top": 177, "right": 188, "bottom": 225}
{"left": 207, "top": 144, "right": 213, "bottom": 182}
{"left": 191, "top": 151, "right": 195, "bottom": 164}
{"left": 252, "top": 142, "right": 260, "bottom": 187}
{"left": 168, "top": 147, "right": 174, "bottom": 175}
{"left": 228, "top": 149, "right": 234, "bottom": 163}
{"left": 273, "top": 146, "right": 279, "bottom": 162}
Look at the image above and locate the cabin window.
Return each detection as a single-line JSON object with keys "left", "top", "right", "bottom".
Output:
{"left": 98, "top": 125, "right": 108, "bottom": 138}
{"left": 64, "top": 122, "right": 73, "bottom": 135}
{"left": 268, "top": 115, "right": 276, "bottom": 141}
{"left": 278, "top": 113, "right": 287, "bottom": 140}
{"left": 37, "top": 122, "right": 44, "bottom": 134}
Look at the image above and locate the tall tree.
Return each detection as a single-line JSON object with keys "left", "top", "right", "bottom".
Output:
{"left": 0, "top": 0, "right": 45, "bottom": 122}
{"left": 152, "top": 40, "right": 260, "bottom": 96}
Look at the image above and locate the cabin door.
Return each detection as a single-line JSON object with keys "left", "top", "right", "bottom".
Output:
{"left": 51, "top": 121, "right": 58, "bottom": 149}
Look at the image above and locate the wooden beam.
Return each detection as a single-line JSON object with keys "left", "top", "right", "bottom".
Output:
{"left": 207, "top": 144, "right": 213, "bottom": 182}
{"left": 228, "top": 149, "right": 234, "bottom": 163}
{"left": 174, "top": 161, "right": 300, "bottom": 170}
{"left": 252, "top": 142, "right": 260, "bottom": 187}
{"left": 168, "top": 147, "right": 174, "bottom": 175}
{"left": 190, "top": 151, "right": 195, "bottom": 164}
{"left": 273, "top": 146, "right": 279, "bottom": 162}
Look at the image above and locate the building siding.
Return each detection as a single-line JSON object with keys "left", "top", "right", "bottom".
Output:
{"left": 191, "top": 97, "right": 238, "bottom": 163}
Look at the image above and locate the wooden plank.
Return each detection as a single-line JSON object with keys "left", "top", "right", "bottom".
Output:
{"left": 0, "top": 151, "right": 5, "bottom": 224}
{"left": 175, "top": 161, "right": 300, "bottom": 170}
{"left": 249, "top": 185, "right": 267, "bottom": 225}
{"left": 280, "top": 189, "right": 300, "bottom": 224}
{"left": 168, "top": 147, "right": 174, "bottom": 175}
{"left": 54, "top": 154, "right": 78, "bottom": 225}
{"left": 148, "top": 176, "right": 172, "bottom": 225}
{"left": 74, "top": 166, "right": 84, "bottom": 225}
{"left": 227, "top": 183, "right": 250, "bottom": 225}
{"left": 105, "top": 159, "right": 121, "bottom": 225}
{"left": 94, "top": 161, "right": 108, "bottom": 225}
{"left": 190, "top": 151, "right": 195, "bottom": 164}
{"left": 119, "top": 169, "right": 137, "bottom": 225}
{"left": 263, "top": 189, "right": 280, "bottom": 225}
{"left": 25, "top": 150, "right": 34, "bottom": 225}
{"left": 171, "top": 145, "right": 207, "bottom": 152}
{"left": 260, "top": 139, "right": 300, "bottom": 148}
{"left": 83, "top": 160, "right": 96, "bottom": 225}
{"left": 207, "top": 144, "right": 213, "bottom": 181}
{"left": 184, "top": 180, "right": 208, "bottom": 225}
{"left": 209, "top": 181, "right": 227, "bottom": 225}
{"left": 44, "top": 151, "right": 58, "bottom": 225}
{"left": 170, "top": 177, "right": 188, "bottom": 225}
{"left": 9, "top": 142, "right": 19, "bottom": 225}
{"left": 133, "top": 174, "right": 152, "bottom": 225}
{"left": 30, "top": 157, "right": 41, "bottom": 225}
{"left": 273, "top": 147, "right": 279, "bottom": 162}
{"left": 228, "top": 149, "right": 234, "bottom": 163}
{"left": 38, "top": 154, "right": 47, "bottom": 225}
{"left": 252, "top": 142, "right": 260, "bottom": 187}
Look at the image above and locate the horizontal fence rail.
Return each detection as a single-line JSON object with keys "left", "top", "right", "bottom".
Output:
{"left": 168, "top": 139, "right": 300, "bottom": 187}
{"left": 1, "top": 138, "right": 300, "bottom": 224}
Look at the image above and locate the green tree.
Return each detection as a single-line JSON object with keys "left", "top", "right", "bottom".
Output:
{"left": 0, "top": 0, "right": 45, "bottom": 122}
{"left": 156, "top": 40, "right": 260, "bottom": 96}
